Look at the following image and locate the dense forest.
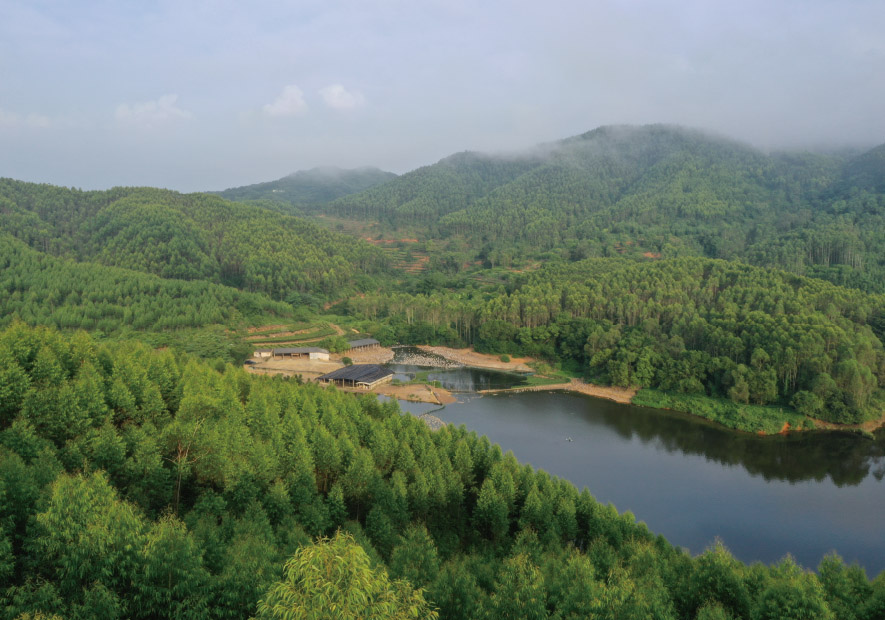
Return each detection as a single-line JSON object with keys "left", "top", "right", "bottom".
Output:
{"left": 0, "top": 179, "right": 390, "bottom": 300}
{"left": 0, "top": 233, "right": 291, "bottom": 333}
{"left": 347, "top": 257, "right": 885, "bottom": 426}
{"left": 322, "top": 125, "right": 885, "bottom": 295}
{"left": 1, "top": 123, "right": 885, "bottom": 617}
{"left": 1, "top": 324, "right": 883, "bottom": 619}
{"left": 216, "top": 166, "right": 397, "bottom": 210}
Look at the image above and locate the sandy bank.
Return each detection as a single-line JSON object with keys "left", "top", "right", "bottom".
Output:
{"left": 340, "top": 382, "right": 456, "bottom": 406}
{"left": 339, "top": 346, "right": 395, "bottom": 364}
{"left": 245, "top": 357, "right": 342, "bottom": 380}
{"left": 808, "top": 413, "right": 885, "bottom": 434}
{"left": 417, "top": 346, "right": 534, "bottom": 372}
{"left": 480, "top": 378, "right": 637, "bottom": 405}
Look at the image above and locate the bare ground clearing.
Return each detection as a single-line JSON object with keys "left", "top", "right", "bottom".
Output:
{"left": 342, "top": 347, "right": 395, "bottom": 364}
{"left": 243, "top": 353, "right": 446, "bottom": 405}
{"left": 245, "top": 357, "right": 343, "bottom": 381}
{"left": 416, "top": 346, "right": 534, "bottom": 372}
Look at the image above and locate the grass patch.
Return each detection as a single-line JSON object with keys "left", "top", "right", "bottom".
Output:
{"left": 409, "top": 370, "right": 433, "bottom": 384}
{"left": 249, "top": 326, "right": 336, "bottom": 344}
{"left": 523, "top": 375, "right": 570, "bottom": 387}
{"left": 249, "top": 320, "right": 316, "bottom": 334}
{"left": 633, "top": 389, "right": 813, "bottom": 434}
{"left": 524, "top": 362, "right": 579, "bottom": 387}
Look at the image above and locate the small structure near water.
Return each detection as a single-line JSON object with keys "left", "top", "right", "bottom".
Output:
{"left": 318, "top": 364, "right": 394, "bottom": 389}
{"left": 253, "top": 347, "right": 330, "bottom": 361}
{"left": 346, "top": 338, "right": 380, "bottom": 351}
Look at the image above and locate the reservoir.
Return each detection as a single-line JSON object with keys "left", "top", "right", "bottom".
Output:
{"left": 398, "top": 390, "right": 885, "bottom": 577}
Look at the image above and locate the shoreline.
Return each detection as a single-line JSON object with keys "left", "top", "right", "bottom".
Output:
{"left": 479, "top": 378, "right": 637, "bottom": 404}
{"left": 416, "top": 345, "right": 534, "bottom": 373}
{"left": 246, "top": 345, "right": 882, "bottom": 437}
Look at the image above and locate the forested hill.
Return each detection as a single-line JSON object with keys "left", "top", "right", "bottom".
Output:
{"left": 330, "top": 124, "right": 833, "bottom": 227}
{"left": 1, "top": 323, "right": 882, "bottom": 619}
{"left": 326, "top": 150, "right": 543, "bottom": 224}
{"left": 327, "top": 125, "right": 885, "bottom": 294}
{"left": 349, "top": 257, "right": 885, "bottom": 426}
{"left": 0, "top": 231, "right": 291, "bottom": 331}
{"left": 841, "top": 143, "right": 885, "bottom": 194}
{"left": 0, "top": 179, "right": 389, "bottom": 301}
{"left": 215, "top": 166, "right": 397, "bottom": 209}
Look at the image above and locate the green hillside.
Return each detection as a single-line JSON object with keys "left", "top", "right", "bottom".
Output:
{"left": 0, "top": 324, "right": 881, "bottom": 619}
{"left": 216, "top": 166, "right": 397, "bottom": 209}
{"left": 349, "top": 257, "right": 885, "bottom": 426}
{"left": 0, "top": 179, "right": 390, "bottom": 300}
{"left": 329, "top": 151, "right": 541, "bottom": 226}
{"left": 0, "top": 232, "right": 291, "bottom": 333}
{"left": 841, "top": 143, "right": 885, "bottom": 194}
{"left": 327, "top": 125, "right": 885, "bottom": 293}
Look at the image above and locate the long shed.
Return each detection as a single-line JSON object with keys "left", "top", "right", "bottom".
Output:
{"left": 346, "top": 338, "right": 380, "bottom": 350}
{"left": 271, "top": 347, "right": 330, "bottom": 360}
{"left": 318, "top": 364, "right": 394, "bottom": 389}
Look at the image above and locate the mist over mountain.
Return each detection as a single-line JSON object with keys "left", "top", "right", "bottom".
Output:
{"left": 215, "top": 166, "right": 397, "bottom": 209}
{"left": 841, "top": 144, "right": 885, "bottom": 195}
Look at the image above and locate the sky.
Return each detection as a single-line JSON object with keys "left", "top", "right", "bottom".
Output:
{"left": 1, "top": 0, "right": 884, "bottom": 192}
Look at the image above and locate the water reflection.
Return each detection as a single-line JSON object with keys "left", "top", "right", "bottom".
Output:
{"left": 593, "top": 402, "right": 885, "bottom": 487}
{"left": 387, "top": 346, "right": 528, "bottom": 392}
{"left": 424, "top": 391, "right": 885, "bottom": 574}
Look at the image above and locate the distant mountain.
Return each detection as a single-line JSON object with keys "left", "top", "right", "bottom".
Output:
{"left": 326, "top": 151, "right": 542, "bottom": 223}
{"left": 0, "top": 179, "right": 389, "bottom": 301}
{"left": 216, "top": 166, "right": 397, "bottom": 208}
{"left": 841, "top": 143, "right": 885, "bottom": 194}
{"left": 327, "top": 124, "right": 885, "bottom": 293}
{"left": 332, "top": 124, "right": 836, "bottom": 229}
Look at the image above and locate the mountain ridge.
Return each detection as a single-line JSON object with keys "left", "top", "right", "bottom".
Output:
{"left": 215, "top": 165, "right": 397, "bottom": 207}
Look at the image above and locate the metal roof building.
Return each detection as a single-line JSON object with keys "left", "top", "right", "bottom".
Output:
{"left": 274, "top": 347, "right": 328, "bottom": 355}
{"left": 318, "top": 364, "right": 394, "bottom": 389}
{"left": 346, "top": 338, "right": 380, "bottom": 350}
{"left": 267, "top": 347, "right": 330, "bottom": 360}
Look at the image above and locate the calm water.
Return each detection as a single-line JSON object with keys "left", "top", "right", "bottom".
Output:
{"left": 387, "top": 346, "right": 528, "bottom": 391}
{"left": 398, "top": 391, "right": 885, "bottom": 576}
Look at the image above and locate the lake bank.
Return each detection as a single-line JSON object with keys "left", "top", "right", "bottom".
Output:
{"left": 401, "top": 390, "right": 885, "bottom": 576}
{"left": 416, "top": 345, "right": 534, "bottom": 372}
{"left": 249, "top": 344, "right": 882, "bottom": 435}
{"left": 479, "top": 378, "right": 637, "bottom": 404}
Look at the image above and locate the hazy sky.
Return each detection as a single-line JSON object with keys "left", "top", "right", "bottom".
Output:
{"left": 2, "top": 0, "right": 884, "bottom": 192}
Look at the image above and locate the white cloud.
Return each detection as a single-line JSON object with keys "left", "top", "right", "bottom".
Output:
{"left": 25, "top": 113, "right": 51, "bottom": 128}
{"left": 0, "top": 108, "right": 19, "bottom": 128}
{"left": 319, "top": 84, "right": 366, "bottom": 111}
{"left": 0, "top": 108, "right": 50, "bottom": 129}
{"left": 115, "top": 94, "right": 191, "bottom": 126}
{"left": 263, "top": 85, "right": 308, "bottom": 117}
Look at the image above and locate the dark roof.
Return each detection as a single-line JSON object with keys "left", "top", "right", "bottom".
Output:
{"left": 274, "top": 347, "right": 329, "bottom": 355}
{"left": 318, "top": 364, "right": 394, "bottom": 384}
{"left": 346, "top": 338, "right": 380, "bottom": 348}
